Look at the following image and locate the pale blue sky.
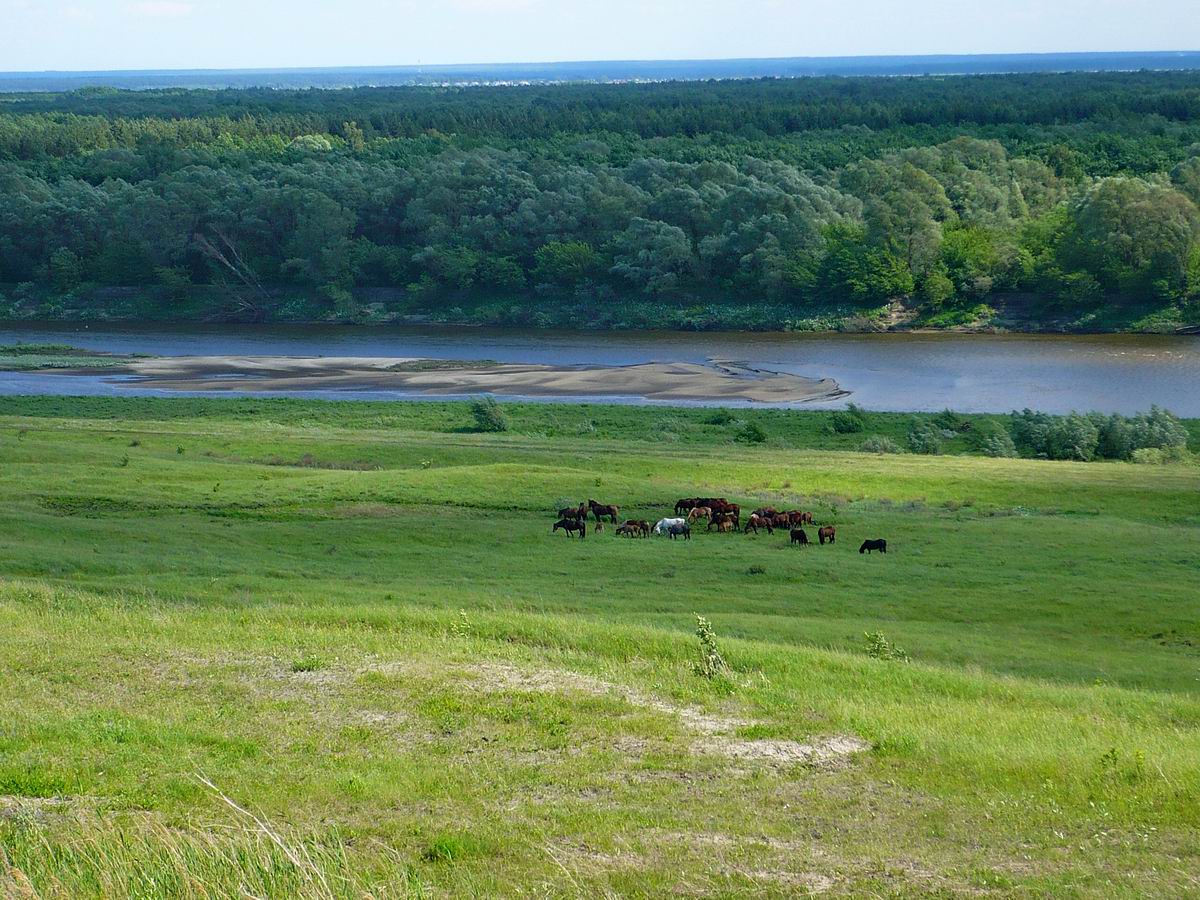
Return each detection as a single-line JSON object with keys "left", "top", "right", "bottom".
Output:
{"left": 3, "top": 0, "right": 1198, "bottom": 72}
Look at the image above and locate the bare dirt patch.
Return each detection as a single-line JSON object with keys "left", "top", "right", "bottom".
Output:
{"left": 464, "top": 662, "right": 867, "bottom": 768}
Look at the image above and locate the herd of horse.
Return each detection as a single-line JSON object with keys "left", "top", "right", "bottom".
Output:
{"left": 552, "top": 498, "right": 887, "bottom": 553}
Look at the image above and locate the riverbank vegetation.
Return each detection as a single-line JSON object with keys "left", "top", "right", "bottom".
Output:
{"left": 3, "top": 72, "right": 1200, "bottom": 330}
{"left": 1, "top": 395, "right": 1199, "bottom": 895}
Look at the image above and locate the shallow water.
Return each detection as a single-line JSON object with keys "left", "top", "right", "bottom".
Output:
{"left": 2, "top": 323, "right": 1198, "bottom": 414}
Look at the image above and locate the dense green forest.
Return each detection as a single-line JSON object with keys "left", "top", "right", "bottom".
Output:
{"left": 3, "top": 71, "right": 1200, "bottom": 330}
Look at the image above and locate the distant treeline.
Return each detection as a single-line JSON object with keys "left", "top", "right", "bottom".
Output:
{"left": 2, "top": 72, "right": 1200, "bottom": 329}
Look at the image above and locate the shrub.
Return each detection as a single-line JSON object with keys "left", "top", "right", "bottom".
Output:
{"left": 692, "top": 615, "right": 729, "bottom": 679}
{"left": 931, "top": 408, "right": 971, "bottom": 432}
{"left": 907, "top": 421, "right": 943, "bottom": 455}
{"left": 859, "top": 435, "right": 903, "bottom": 454}
{"left": 969, "top": 421, "right": 1017, "bottom": 458}
{"left": 470, "top": 395, "right": 509, "bottom": 432}
{"left": 1009, "top": 409, "right": 1099, "bottom": 461}
{"left": 864, "top": 631, "right": 910, "bottom": 662}
{"left": 830, "top": 402, "right": 868, "bottom": 434}
{"left": 735, "top": 421, "right": 767, "bottom": 443}
{"left": 703, "top": 409, "right": 737, "bottom": 426}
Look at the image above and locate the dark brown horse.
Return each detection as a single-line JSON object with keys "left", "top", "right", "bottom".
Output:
{"left": 557, "top": 502, "right": 586, "bottom": 521}
{"left": 790, "top": 528, "right": 810, "bottom": 546}
{"left": 787, "top": 510, "right": 815, "bottom": 526}
{"left": 588, "top": 499, "right": 620, "bottom": 524}
{"left": 752, "top": 506, "right": 779, "bottom": 519}
{"left": 553, "top": 518, "right": 586, "bottom": 539}
{"left": 859, "top": 539, "right": 887, "bottom": 554}
{"left": 667, "top": 522, "right": 691, "bottom": 541}
{"left": 818, "top": 526, "right": 836, "bottom": 545}
{"left": 674, "top": 497, "right": 700, "bottom": 515}
{"left": 770, "top": 514, "right": 792, "bottom": 531}
{"left": 744, "top": 514, "right": 773, "bottom": 535}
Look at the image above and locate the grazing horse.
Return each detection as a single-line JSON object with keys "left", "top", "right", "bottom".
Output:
{"left": 714, "top": 519, "right": 733, "bottom": 533}
{"left": 674, "top": 498, "right": 699, "bottom": 516}
{"left": 616, "top": 524, "right": 637, "bottom": 537}
{"left": 622, "top": 519, "right": 651, "bottom": 538}
{"left": 553, "top": 518, "right": 586, "bottom": 539}
{"left": 557, "top": 502, "right": 586, "bottom": 521}
{"left": 667, "top": 523, "right": 691, "bottom": 541}
{"left": 770, "top": 514, "right": 792, "bottom": 531}
{"left": 707, "top": 513, "right": 734, "bottom": 532}
{"left": 790, "top": 528, "right": 810, "bottom": 546}
{"left": 818, "top": 526, "right": 836, "bottom": 545}
{"left": 859, "top": 539, "right": 887, "bottom": 554}
{"left": 688, "top": 506, "right": 712, "bottom": 524}
{"left": 743, "top": 514, "right": 773, "bottom": 535}
{"left": 752, "top": 506, "right": 779, "bottom": 519}
{"left": 787, "top": 510, "right": 814, "bottom": 526}
{"left": 654, "top": 517, "right": 687, "bottom": 535}
{"left": 588, "top": 499, "right": 620, "bottom": 524}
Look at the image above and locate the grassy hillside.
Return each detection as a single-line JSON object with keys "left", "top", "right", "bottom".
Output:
{"left": 1, "top": 397, "right": 1198, "bottom": 897}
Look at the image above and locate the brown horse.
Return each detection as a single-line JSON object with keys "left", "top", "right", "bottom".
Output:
{"left": 790, "top": 528, "right": 810, "bottom": 546}
{"left": 688, "top": 506, "right": 712, "bottom": 524}
{"left": 818, "top": 526, "right": 836, "bottom": 545}
{"left": 621, "top": 519, "right": 652, "bottom": 538}
{"left": 588, "top": 499, "right": 620, "bottom": 524}
{"left": 744, "top": 514, "right": 773, "bottom": 535}
{"left": 715, "top": 519, "right": 733, "bottom": 533}
{"left": 752, "top": 506, "right": 779, "bottom": 519}
{"left": 770, "top": 514, "right": 792, "bottom": 531}
{"left": 674, "top": 497, "right": 700, "bottom": 515}
{"left": 787, "top": 510, "right": 815, "bottom": 526}
{"left": 557, "top": 502, "right": 586, "bottom": 521}
{"left": 553, "top": 518, "right": 586, "bottom": 539}
{"left": 616, "top": 524, "right": 638, "bottom": 537}
{"left": 707, "top": 513, "right": 735, "bottom": 532}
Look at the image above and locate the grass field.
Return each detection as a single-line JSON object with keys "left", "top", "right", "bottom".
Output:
{"left": 1, "top": 396, "right": 1198, "bottom": 897}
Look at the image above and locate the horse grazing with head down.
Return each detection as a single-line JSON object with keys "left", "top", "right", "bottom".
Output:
{"left": 667, "top": 522, "right": 691, "bottom": 541}
{"left": 588, "top": 499, "right": 620, "bottom": 524}
{"left": 818, "top": 526, "right": 836, "bottom": 545}
{"left": 552, "top": 518, "right": 586, "bottom": 539}
{"left": 674, "top": 498, "right": 699, "bottom": 516}
{"left": 859, "top": 539, "right": 887, "bottom": 554}
{"left": 743, "top": 514, "right": 773, "bottom": 535}
{"left": 790, "top": 528, "right": 810, "bottom": 546}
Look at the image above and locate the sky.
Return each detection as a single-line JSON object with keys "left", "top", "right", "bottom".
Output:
{"left": 3, "top": 0, "right": 1199, "bottom": 72}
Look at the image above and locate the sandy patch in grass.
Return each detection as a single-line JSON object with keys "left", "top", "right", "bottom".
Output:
{"left": 465, "top": 662, "right": 867, "bottom": 768}
{"left": 55, "top": 355, "right": 846, "bottom": 404}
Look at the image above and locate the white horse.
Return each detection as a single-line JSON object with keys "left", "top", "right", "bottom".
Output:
{"left": 653, "top": 517, "right": 687, "bottom": 535}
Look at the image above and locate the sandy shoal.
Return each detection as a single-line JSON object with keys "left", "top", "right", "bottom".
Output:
{"left": 55, "top": 355, "right": 847, "bottom": 404}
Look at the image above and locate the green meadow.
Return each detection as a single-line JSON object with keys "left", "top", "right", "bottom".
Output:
{"left": 1, "top": 396, "right": 1198, "bottom": 897}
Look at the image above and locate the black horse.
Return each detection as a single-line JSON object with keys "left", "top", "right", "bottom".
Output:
{"left": 790, "top": 528, "right": 809, "bottom": 546}
{"left": 859, "top": 539, "right": 887, "bottom": 554}
{"left": 553, "top": 518, "right": 587, "bottom": 539}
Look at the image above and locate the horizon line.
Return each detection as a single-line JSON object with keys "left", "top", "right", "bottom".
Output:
{"left": 5, "top": 48, "right": 1200, "bottom": 78}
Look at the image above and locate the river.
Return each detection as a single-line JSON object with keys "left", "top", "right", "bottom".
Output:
{"left": 2, "top": 323, "right": 1198, "bottom": 415}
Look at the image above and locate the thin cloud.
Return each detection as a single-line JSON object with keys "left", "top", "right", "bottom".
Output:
{"left": 126, "top": 0, "right": 196, "bottom": 16}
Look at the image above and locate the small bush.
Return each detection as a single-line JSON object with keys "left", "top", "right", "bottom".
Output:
{"left": 830, "top": 402, "right": 868, "bottom": 434}
{"left": 859, "top": 435, "right": 903, "bottom": 454}
{"left": 907, "top": 421, "right": 943, "bottom": 455}
{"left": 470, "top": 395, "right": 509, "bottom": 432}
{"left": 931, "top": 408, "right": 972, "bottom": 432}
{"left": 864, "top": 631, "right": 910, "bottom": 662}
{"left": 703, "top": 409, "right": 737, "bottom": 426}
{"left": 735, "top": 421, "right": 767, "bottom": 443}
{"left": 968, "top": 421, "right": 1018, "bottom": 458}
{"left": 692, "top": 614, "right": 729, "bottom": 679}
